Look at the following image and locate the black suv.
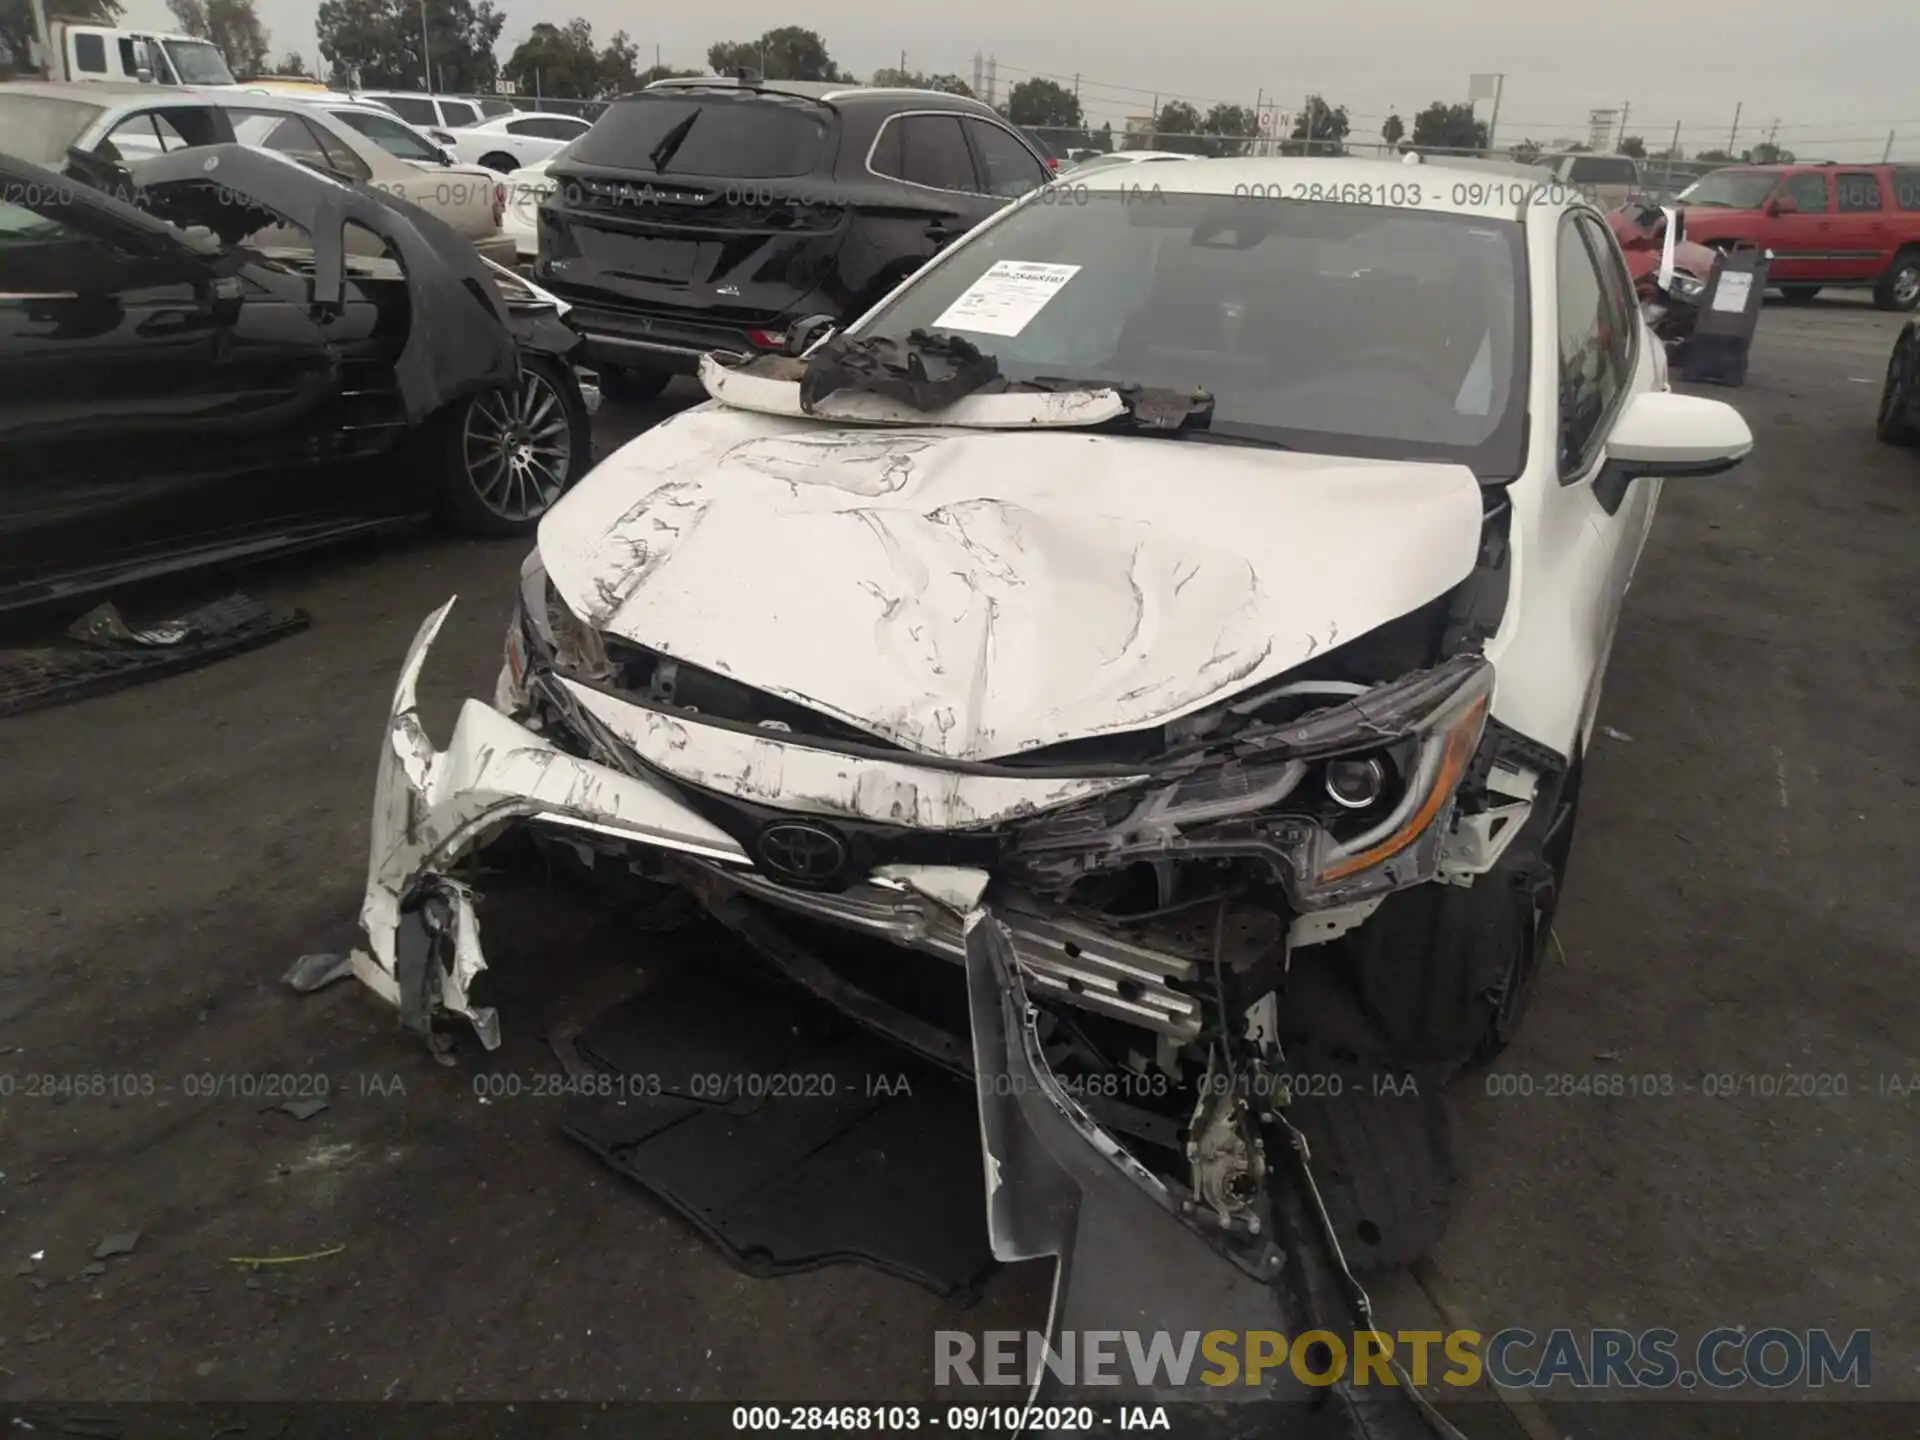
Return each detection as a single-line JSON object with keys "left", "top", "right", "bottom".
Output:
{"left": 536, "top": 77, "right": 1053, "bottom": 398}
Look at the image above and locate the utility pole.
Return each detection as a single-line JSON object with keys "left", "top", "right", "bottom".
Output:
{"left": 1885, "top": 130, "right": 1896, "bottom": 162}
{"left": 1668, "top": 119, "right": 1681, "bottom": 161}
{"left": 899, "top": 50, "right": 906, "bottom": 77}
{"left": 972, "top": 49, "right": 982, "bottom": 98}
{"left": 1483, "top": 75, "right": 1505, "bottom": 154}
{"left": 1614, "top": 101, "right": 1630, "bottom": 151}
{"left": 419, "top": 0, "right": 432, "bottom": 92}
{"left": 986, "top": 54, "right": 996, "bottom": 108}
{"left": 1302, "top": 89, "right": 1313, "bottom": 153}
{"left": 1767, "top": 117, "right": 1779, "bottom": 147}
{"left": 1728, "top": 101, "right": 1742, "bottom": 154}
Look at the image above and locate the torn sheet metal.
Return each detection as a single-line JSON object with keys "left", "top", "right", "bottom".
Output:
{"left": 538, "top": 404, "right": 1486, "bottom": 761}
{"left": 700, "top": 353, "right": 1127, "bottom": 429}
{"left": 963, "top": 910, "right": 1293, "bottom": 1406}
{"left": 351, "top": 599, "right": 748, "bottom": 1047}
{"left": 1, "top": 594, "right": 308, "bottom": 718}
{"left": 798, "top": 328, "right": 1000, "bottom": 411}
{"left": 560, "top": 677, "right": 1143, "bottom": 829}
{"left": 129, "top": 145, "right": 518, "bottom": 423}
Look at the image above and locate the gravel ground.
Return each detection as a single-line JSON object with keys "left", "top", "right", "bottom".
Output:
{"left": 0, "top": 295, "right": 1914, "bottom": 1430}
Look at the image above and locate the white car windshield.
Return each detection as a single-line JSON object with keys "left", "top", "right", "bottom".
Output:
{"left": 1677, "top": 171, "right": 1776, "bottom": 208}
{"left": 163, "top": 39, "right": 235, "bottom": 85}
{"left": 854, "top": 190, "right": 1530, "bottom": 476}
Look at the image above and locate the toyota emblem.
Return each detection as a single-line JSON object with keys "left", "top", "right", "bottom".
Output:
{"left": 755, "top": 821, "right": 849, "bottom": 885}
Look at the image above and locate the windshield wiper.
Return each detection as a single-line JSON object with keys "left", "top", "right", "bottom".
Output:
{"left": 648, "top": 112, "right": 700, "bottom": 173}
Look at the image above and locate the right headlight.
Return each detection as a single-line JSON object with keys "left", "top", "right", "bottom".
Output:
{"left": 1009, "top": 656, "right": 1495, "bottom": 911}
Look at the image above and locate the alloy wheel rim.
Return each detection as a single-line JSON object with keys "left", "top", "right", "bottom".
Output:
{"left": 1896, "top": 266, "right": 1920, "bottom": 307}
{"left": 462, "top": 370, "right": 572, "bottom": 521}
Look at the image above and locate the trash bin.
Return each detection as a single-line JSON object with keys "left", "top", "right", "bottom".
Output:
{"left": 1683, "top": 245, "right": 1769, "bottom": 386}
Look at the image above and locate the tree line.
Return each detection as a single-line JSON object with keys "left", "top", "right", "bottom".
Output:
{"left": 0, "top": 5, "right": 1804, "bottom": 168}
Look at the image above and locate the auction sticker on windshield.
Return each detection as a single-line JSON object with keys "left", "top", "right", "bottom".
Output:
{"left": 933, "top": 261, "right": 1080, "bottom": 337}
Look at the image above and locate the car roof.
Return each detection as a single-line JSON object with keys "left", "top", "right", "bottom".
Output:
{"left": 0, "top": 80, "right": 247, "bottom": 111}
{"left": 1065, "top": 154, "right": 1596, "bottom": 220}
{"left": 479, "top": 109, "right": 588, "bottom": 124}
{"left": 639, "top": 75, "right": 1001, "bottom": 116}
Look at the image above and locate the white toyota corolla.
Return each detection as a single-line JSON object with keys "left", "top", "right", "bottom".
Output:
{"left": 339, "top": 156, "right": 1751, "bottom": 1367}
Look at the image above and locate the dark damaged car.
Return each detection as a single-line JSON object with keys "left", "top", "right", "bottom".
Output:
{"left": 342, "top": 158, "right": 1755, "bottom": 1412}
{"left": 0, "top": 145, "right": 593, "bottom": 616}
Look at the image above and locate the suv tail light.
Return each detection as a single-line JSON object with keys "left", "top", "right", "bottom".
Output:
{"left": 1046, "top": 156, "right": 1058, "bottom": 170}
{"left": 745, "top": 328, "right": 788, "bottom": 349}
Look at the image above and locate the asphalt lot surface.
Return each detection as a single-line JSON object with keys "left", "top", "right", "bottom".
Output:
{"left": 1, "top": 296, "right": 1915, "bottom": 1425}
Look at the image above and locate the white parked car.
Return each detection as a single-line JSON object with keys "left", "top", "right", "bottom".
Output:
{"left": 343, "top": 156, "right": 1751, "bottom": 1342}
{"left": 1065, "top": 149, "right": 1192, "bottom": 172}
{"left": 498, "top": 138, "right": 578, "bottom": 264}
{"left": 445, "top": 111, "right": 595, "bottom": 172}
{"left": 353, "top": 90, "right": 489, "bottom": 131}
{"left": 0, "top": 82, "right": 515, "bottom": 266}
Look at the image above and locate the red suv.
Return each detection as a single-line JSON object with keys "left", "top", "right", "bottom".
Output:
{"left": 1675, "top": 163, "right": 1920, "bottom": 310}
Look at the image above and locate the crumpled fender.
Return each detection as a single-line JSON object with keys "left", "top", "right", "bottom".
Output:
{"left": 128, "top": 145, "right": 518, "bottom": 422}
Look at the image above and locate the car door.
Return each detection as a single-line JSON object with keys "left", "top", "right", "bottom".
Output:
{"left": 1548, "top": 212, "right": 1660, "bottom": 745}
{"left": 1831, "top": 170, "right": 1892, "bottom": 281}
{"left": 0, "top": 180, "right": 324, "bottom": 595}
{"left": 867, "top": 112, "right": 1002, "bottom": 264}
{"left": 1765, "top": 171, "right": 1836, "bottom": 281}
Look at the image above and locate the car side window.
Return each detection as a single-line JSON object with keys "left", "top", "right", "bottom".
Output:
{"left": 1835, "top": 171, "right": 1884, "bottom": 213}
{"left": 0, "top": 196, "right": 153, "bottom": 295}
{"left": 383, "top": 96, "right": 437, "bottom": 127}
{"left": 965, "top": 119, "right": 1048, "bottom": 198}
{"left": 1782, "top": 173, "right": 1830, "bottom": 213}
{"left": 230, "top": 110, "right": 370, "bottom": 180}
{"left": 1556, "top": 218, "right": 1625, "bottom": 477}
{"left": 102, "top": 115, "right": 171, "bottom": 163}
{"left": 881, "top": 115, "right": 979, "bottom": 193}
{"left": 1576, "top": 213, "right": 1637, "bottom": 383}
{"left": 336, "top": 110, "right": 438, "bottom": 163}
{"left": 73, "top": 32, "right": 107, "bottom": 73}
{"left": 306, "top": 121, "right": 373, "bottom": 180}
{"left": 439, "top": 100, "right": 479, "bottom": 127}
{"left": 516, "top": 116, "right": 584, "bottom": 141}
{"left": 1895, "top": 168, "right": 1920, "bottom": 212}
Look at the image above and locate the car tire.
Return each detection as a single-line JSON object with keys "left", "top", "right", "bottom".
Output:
{"left": 479, "top": 151, "right": 519, "bottom": 174}
{"left": 1776, "top": 284, "right": 1821, "bottom": 304}
{"left": 598, "top": 363, "right": 673, "bottom": 403}
{"left": 437, "top": 356, "right": 592, "bottom": 537}
{"left": 1875, "top": 334, "right": 1918, "bottom": 445}
{"left": 1873, "top": 248, "right": 1920, "bottom": 312}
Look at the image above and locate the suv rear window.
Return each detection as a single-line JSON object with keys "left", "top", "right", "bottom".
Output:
{"left": 567, "top": 93, "right": 830, "bottom": 178}
{"left": 1895, "top": 168, "right": 1920, "bottom": 211}
{"left": 1566, "top": 156, "right": 1638, "bottom": 184}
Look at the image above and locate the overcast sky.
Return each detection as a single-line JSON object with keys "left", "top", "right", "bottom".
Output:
{"left": 125, "top": 0, "right": 1919, "bottom": 161}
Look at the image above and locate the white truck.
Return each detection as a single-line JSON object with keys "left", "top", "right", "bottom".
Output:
{"left": 29, "top": 21, "right": 242, "bottom": 88}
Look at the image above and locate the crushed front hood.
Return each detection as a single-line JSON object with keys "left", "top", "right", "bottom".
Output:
{"left": 540, "top": 406, "right": 1486, "bottom": 761}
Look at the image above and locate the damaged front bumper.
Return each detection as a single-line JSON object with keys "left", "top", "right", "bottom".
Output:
{"left": 346, "top": 598, "right": 1531, "bottom": 1423}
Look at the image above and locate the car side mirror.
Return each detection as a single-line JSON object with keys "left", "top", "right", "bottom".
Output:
{"left": 1595, "top": 390, "right": 1751, "bottom": 507}
{"left": 786, "top": 314, "right": 837, "bottom": 356}
{"left": 1766, "top": 195, "right": 1796, "bottom": 216}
